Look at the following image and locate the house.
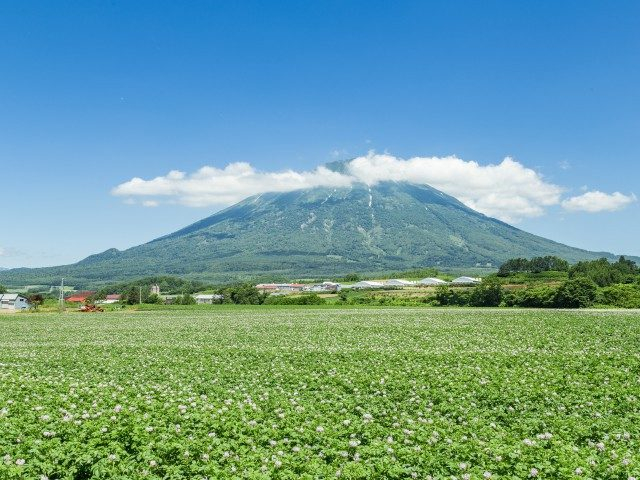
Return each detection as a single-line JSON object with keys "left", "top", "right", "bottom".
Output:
{"left": 65, "top": 291, "right": 96, "bottom": 303}
{"left": 0, "top": 294, "right": 30, "bottom": 310}
{"left": 351, "top": 281, "right": 385, "bottom": 289}
{"left": 384, "top": 279, "right": 414, "bottom": 287}
{"left": 417, "top": 277, "right": 448, "bottom": 286}
{"left": 195, "top": 294, "right": 224, "bottom": 304}
{"left": 451, "top": 276, "right": 481, "bottom": 285}
{"left": 150, "top": 284, "right": 160, "bottom": 295}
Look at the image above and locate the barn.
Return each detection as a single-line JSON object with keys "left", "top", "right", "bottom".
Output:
{"left": 0, "top": 294, "right": 30, "bottom": 310}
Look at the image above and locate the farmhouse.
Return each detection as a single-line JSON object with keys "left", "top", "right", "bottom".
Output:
{"left": 0, "top": 294, "right": 30, "bottom": 310}
{"left": 195, "top": 294, "right": 224, "bottom": 304}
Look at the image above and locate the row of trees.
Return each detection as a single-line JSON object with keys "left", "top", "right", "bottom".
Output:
{"left": 497, "top": 256, "right": 570, "bottom": 276}
{"left": 569, "top": 256, "right": 638, "bottom": 287}
{"left": 434, "top": 277, "right": 601, "bottom": 308}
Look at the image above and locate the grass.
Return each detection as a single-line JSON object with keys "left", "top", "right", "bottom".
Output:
{"left": 1, "top": 308, "right": 639, "bottom": 479}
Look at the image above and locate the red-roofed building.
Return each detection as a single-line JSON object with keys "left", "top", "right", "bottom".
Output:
{"left": 65, "top": 291, "right": 96, "bottom": 303}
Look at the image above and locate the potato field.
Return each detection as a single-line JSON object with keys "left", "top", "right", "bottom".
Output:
{"left": 1, "top": 308, "right": 639, "bottom": 479}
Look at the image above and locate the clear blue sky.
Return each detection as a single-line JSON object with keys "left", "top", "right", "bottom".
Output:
{"left": 1, "top": 1, "right": 638, "bottom": 268}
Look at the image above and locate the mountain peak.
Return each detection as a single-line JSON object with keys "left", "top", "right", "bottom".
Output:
{"left": 0, "top": 182, "right": 624, "bottom": 285}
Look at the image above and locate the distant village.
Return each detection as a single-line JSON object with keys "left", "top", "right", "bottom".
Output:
{"left": 0, "top": 276, "right": 481, "bottom": 311}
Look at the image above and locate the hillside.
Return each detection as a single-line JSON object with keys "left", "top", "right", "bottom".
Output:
{"left": 0, "top": 181, "right": 628, "bottom": 286}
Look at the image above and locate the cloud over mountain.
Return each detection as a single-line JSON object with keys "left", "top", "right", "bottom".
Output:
{"left": 113, "top": 152, "right": 633, "bottom": 223}
{"left": 561, "top": 191, "right": 637, "bottom": 213}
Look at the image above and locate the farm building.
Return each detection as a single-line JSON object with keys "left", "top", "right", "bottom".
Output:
{"left": 451, "top": 276, "right": 481, "bottom": 285}
{"left": 418, "top": 277, "right": 448, "bottom": 286}
{"left": 97, "top": 294, "right": 122, "bottom": 304}
{"left": 0, "top": 294, "right": 30, "bottom": 310}
{"left": 351, "top": 281, "right": 385, "bottom": 289}
{"left": 65, "top": 291, "right": 96, "bottom": 303}
{"left": 255, "top": 283, "right": 306, "bottom": 293}
{"left": 256, "top": 284, "right": 278, "bottom": 293}
{"left": 384, "top": 279, "right": 414, "bottom": 287}
{"left": 195, "top": 294, "right": 224, "bottom": 304}
{"left": 305, "top": 282, "right": 342, "bottom": 292}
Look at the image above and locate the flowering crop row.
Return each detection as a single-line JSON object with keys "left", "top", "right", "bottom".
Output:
{"left": 1, "top": 308, "right": 639, "bottom": 479}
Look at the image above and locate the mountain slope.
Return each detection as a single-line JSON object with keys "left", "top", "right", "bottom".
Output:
{"left": 0, "top": 181, "right": 628, "bottom": 286}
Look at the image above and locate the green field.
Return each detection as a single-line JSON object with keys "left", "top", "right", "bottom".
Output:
{"left": 1, "top": 308, "right": 639, "bottom": 479}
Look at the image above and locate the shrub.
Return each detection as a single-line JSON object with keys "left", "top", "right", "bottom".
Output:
{"left": 468, "top": 280, "right": 503, "bottom": 307}
{"left": 597, "top": 284, "right": 640, "bottom": 308}
{"left": 263, "top": 294, "right": 326, "bottom": 305}
{"left": 554, "top": 278, "right": 598, "bottom": 308}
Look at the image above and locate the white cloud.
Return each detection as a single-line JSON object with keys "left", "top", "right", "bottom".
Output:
{"left": 142, "top": 200, "right": 160, "bottom": 208}
{"left": 113, "top": 162, "right": 352, "bottom": 208}
{"left": 112, "top": 152, "right": 627, "bottom": 223}
{"left": 0, "top": 246, "right": 4, "bottom": 256}
{"left": 345, "top": 153, "right": 562, "bottom": 222}
{"left": 561, "top": 191, "right": 637, "bottom": 213}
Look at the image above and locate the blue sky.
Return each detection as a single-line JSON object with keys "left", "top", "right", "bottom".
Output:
{"left": 0, "top": 1, "right": 638, "bottom": 268}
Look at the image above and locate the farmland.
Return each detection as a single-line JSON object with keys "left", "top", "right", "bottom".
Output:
{"left": 1, "top": 308, "right": 639, "bottom": 479}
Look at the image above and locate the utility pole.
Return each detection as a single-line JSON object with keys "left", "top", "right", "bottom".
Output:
{"left": 139, "top": 286, "right": 142, "bottom": 305}
{"left": 59, "top": 277, "right": 65, "bottom": 311}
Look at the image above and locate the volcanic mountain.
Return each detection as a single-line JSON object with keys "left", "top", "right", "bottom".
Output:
{"left": 0, "top": 181, "right": 625, "bottom": 286}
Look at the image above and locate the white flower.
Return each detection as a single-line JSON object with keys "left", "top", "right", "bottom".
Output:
{"left": 523, "top": 438, "right": 535, "bottom": 446}
{"left": 108, "top": 454, "right": 116, "bottom": 461}
{"left": 202, "top": 453, "right": 209, "bottom": 461}
{"left": 530, "top": 468, "right": 539, "bottom": 477}
{"left": 459, "top": 462, "right": 468, "bottom": 470}
{"left": 316, "top": 426, "right": 324, "bottom": 433}
{"left": 145, "top": 426, "right": 153, "bottom": 432}
{"left": 483, "top": 472, "right": 492, "bottom": 479}
{"left": 575, "top": 467, "right": 583, "bottom": 475}
{"left": 113, "top": 405, "right": 122, "bottom": 413}
{"left": 596, "top": 442, "right": 605, "bottom": 451}
{"left": 362, "top": 413, "right": 373, "bottom": 423}
{"left": 349, "top": 439, "right": 360, "bottom": 448}
{"left": 149, "top": 460, "right": 157, "bottom": 467}
{"left": 16, "top": 458, "right": 25, "bottom": 466}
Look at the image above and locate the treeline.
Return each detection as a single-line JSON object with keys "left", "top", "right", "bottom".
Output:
{"left": 498, "top": 256, "right": 569, "bottom": 276}
{"left": 498, "top": 255, "right": 639, "bottom": 286}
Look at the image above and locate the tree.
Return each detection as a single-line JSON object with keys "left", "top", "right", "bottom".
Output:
{"left": 220, "top": 284, "right": 265, "bottom": 305}
{"left": 342, "top": 273, "right": 360, "bottom": 282}
{"left": 554, "top": 278, "right": 598, "bottom": 308}
{"left": 146, "top": 293, "right": 164, "bottom": 305}
{"left": 178, "top": 294, "right": 196, "bottom": 305}
{"left": 28, "top": 294, "right": 44, "bottom": 311}
{"left": 468, "top": 280, "right": 503, "bottom": 307}
{"left": 0, "top": 284, "right": 6, "bottom": 294}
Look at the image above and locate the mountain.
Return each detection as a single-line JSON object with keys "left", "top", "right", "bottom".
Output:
{"left": 0, "top": 181, "right": 630, "bottom": 286}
